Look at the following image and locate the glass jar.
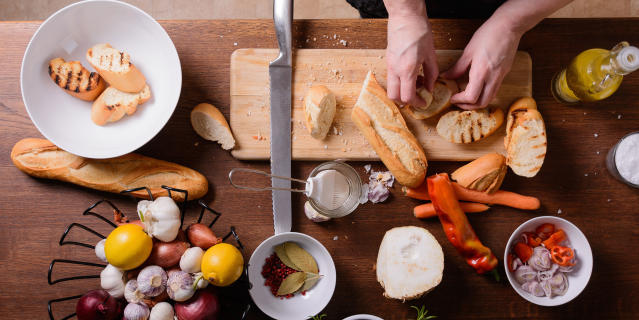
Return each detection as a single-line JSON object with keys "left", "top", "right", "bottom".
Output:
{"left": 606, "top": 131, "right": 639, "bottom": 188}
{"left": 307, "top": 161, "right": 362, "bottom": 218}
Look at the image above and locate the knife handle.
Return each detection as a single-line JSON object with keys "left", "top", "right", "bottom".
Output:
{"left": 272, "top": 0, "right": 293, "bottom": 66}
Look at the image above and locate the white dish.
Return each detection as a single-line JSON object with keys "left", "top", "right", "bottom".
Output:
{"left": 21, "top": 0, "right": 181, "bottom": 159}
{"left": 504, "top": 216, "right": 593, "bottom": 306}
{"left": 248, "top": 232, "right": 336, "bottom": 320}
{"left": 343, "top": 315, "right": 384, "bottom": 320}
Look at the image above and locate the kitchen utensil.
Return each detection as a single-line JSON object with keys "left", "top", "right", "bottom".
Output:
{"left": 269, "top": 0, "right": 294, "bottom": 234}
{"left": 20, "top": 0, "right": 181, "bottom": 159}
{"left": 504, "top": 216, "right": 593, "bottom": 306}
{"left": 230, "top": 49, "right": 532, "bottom": 161}
{"left": 247, "top": 232, "right": 336, "bottom": 320}
{"left": 229, "top": 161, "right": 362, "bottom": 218}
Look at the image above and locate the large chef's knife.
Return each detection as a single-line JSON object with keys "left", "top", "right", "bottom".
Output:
{"left": 269, "top": 0, "right": 293, "bottom": 234}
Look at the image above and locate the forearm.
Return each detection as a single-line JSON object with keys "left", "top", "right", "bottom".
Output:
{"left": 383, "top": 0, "right": 426, "bottom": 17}
{"left": 490, "top": 0, "right": 573, "bottom": 35}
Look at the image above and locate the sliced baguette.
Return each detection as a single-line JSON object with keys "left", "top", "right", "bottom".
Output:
{"left": 351, "top": 71, "right": 427, "bottom": 188}
{"left": 407, "top": 78, "right": 458, "bottom": 120}
{"left": 304, "top": 85, "right": 336, "bottom": 140}
{"left": 86, "top": 43, "right": 146, "bottom": 93}
{"left": 190, "top": 103, "right": 236, "bottom": 150}
{"left": 436, "top": 107, "right": 504, "bottom": 144}
{"left": 505, "top": 97, "right": 547, "bottom": 177}
{"left": 452, "top": 153, "right": 507, "bottom": 194}
{"left": 11, "top": 138, "right": 208, "bottom": 201}
{"left": 91, "top": 85, "right": 151, "bottom": 126}
{"left": 48, "top": 58, "right": 106, "bottom": 101}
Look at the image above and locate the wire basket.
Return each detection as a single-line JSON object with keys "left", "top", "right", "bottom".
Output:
{"left": 47, "top": 185, "right": 252, "bottom": 319}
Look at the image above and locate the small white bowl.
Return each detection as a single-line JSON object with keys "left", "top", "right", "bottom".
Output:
{"left": 248, "top": 232, "right": 336, "bottom": 320}
{"left": 504, "top": 216, "right": 593, "bottom": 306}
{"left": 343, "top": 315, "right": 384, "bottom": 320}
{"left": 21, "top": 0, "right": 181, "bottom": 159}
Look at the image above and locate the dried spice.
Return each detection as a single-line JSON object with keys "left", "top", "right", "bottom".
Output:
{"left": 261, "top": 253, "right": 298, "bottom": 298}
{"left": 262, "top": 242, "right": 323, "bottom": 298}
{"left": 274, "top": 244, "right": 301, "bottom": 271}
{"left": 276, "top": 272, "right": 306, "bottom": 296}
{"left": 282, "top": 242, "right": 319, "bottom": 274}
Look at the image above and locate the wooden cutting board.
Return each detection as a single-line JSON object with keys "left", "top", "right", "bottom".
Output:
{"left": 230, "top": 49, "right": 531, "bottom": 161}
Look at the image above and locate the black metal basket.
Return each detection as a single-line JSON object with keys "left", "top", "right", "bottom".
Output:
{"left": 47, "top": 185, "right": 252, "bottom": 320}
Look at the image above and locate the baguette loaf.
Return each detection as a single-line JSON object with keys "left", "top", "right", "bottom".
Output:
{"left": 11, "top": 138, "right": 208, "bottom": 201}
{"left": 91, "top": 85, "right": 151, "bottom": 126}
{"left": 304, "top": 85, "right": 336, "bottom": 140}
{"left": 48, "top": 58, "right": 106, "bottom": 101}
{"left": 86, "top": 43, "right": 146, "bottom": 93}
{"left": 451, "top": 153, "right": 507, "bottom": 194}
{"left": 505, "top": 97, "right": 547, "bottom": 177}
{"left": 436, "top": 107, "right": 504, "bottom": 144}
{"left": 351, "top": 71, "right": 428, "bottom": 188}
{"left": 407, "top": 78, "right": 458, "bottom": 120}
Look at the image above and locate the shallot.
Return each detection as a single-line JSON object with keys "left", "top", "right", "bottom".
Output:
{"left": 186, "top": 223, "right": 222, "bottom": 250}
{"left": 167, "top": 270, "right": 195, "bottom": 302}
{"left": 146, "top": 235, "right": 189, "bottom": 268}
{"left": 529, "top": 246, "right": 552, "bottom": 271}
{"left": 76, "top": 289, "right": 121, "bottom": 320}
{"left": 123, "top": 302, "right": 150, "bottom": 320}
{"left": 137, "top": 265, "right": 168, "bottom": 297}
{"left": 100, "top": 264, "right": 126, "bottom": 298}
{"left": 521, "top": 281, "right": 546, "bottom": 297}
{"left": 149, "top": 302, "right": 175, "bottom": 320}
{"left": 514, "top": 265, "right": 536, "bottom": 285}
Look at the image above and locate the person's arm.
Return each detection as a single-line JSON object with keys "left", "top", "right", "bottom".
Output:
{"left": 442, "top": 0, "right": 573, "bottom": 109}
{"left": 383, "top": 0, "right": 438, "bottom": 107}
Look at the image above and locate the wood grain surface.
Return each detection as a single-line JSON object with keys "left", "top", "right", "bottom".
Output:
{"left": 229, "top": 49, "right": 531, "bottom": 161}
{"left": 1, "top": 19, "right": 639, "bottom": 320}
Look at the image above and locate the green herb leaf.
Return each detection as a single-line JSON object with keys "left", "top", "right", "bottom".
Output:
{"left": 275, "top": 244, "right": 301, "bottom": 271}
{"left": 284, "top": 242, "right": 319, "bottom": 273}
{"left": 412, "top": 305, "right": 437, "bottom": 320}
{"left": 277, "top": 272, "right": 306, "bottom": 296}
{"left": 310, "top": 314, "right": 326, "bottom": 320}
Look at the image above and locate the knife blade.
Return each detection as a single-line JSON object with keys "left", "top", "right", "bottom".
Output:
{"left": 269, "top": 0, "right": 293, "bottom": 234}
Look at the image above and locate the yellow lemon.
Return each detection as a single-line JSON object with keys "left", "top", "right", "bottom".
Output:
{"left": 201, "top": 243, "right": 244, "bottom": 287}
{"left": 104, "top": 224, "right": 152, "bottom": 270}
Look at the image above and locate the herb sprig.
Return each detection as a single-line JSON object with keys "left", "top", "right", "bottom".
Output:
{"left": 411, "top": 305, "right": 437, "bottom": 320}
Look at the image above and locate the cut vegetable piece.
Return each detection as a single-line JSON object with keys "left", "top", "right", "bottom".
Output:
{"left": 376, "top": 226, "right": 444, "bottom": 300}
{"left": 514, "top": 242, "right": 533, "bottom": 263}
{"left": 413, "top": 202, "right": 490, "bottom": 219}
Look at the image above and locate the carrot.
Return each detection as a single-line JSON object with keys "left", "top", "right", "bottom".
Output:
{"left": 405, "top": 181, "right": 540, "bottom": 210}
{"left": 451, "top": 182, "right": 540, "bottom": 210}
{"left": 414, "top": 202, "right": 490, "bottom": 218}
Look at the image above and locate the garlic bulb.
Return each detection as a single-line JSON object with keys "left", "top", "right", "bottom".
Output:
{"left": 138, "top": 197, "right": 181, "bottom": 242}
{"left": 124, "top": 302, "right": 150, "bottom": 320}
{"left": 137, "top": 265, "right": 167, "bottom": 297}
{"left": 95, "top": 239, "right": 107, "bottom": 262}
{"left": 192, "top": 272, "right": 209, "bottom": 289}
{"left": 100, "top": 264, "right": 126, "bottom": 298}
{"left": 180, "top": 247, "right": 204, "bottom": 273}
{"left": 304, "top": 201, "right": 331, "bottom": 222}
{"left": 166, "top": 270, "right": 195, "bottom": 302}
{"left": 149, "top": 302, "right": 174, "bottom": 320}
{"left": 124, "top": 280, "right": 146, "bottom": 303}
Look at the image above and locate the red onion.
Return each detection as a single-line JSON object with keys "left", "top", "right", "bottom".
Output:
{"left": 76, "top": 289, "right": 121, "bottom": 320}
{"left": 174, "top": 290, "right": 219, "bottom": 320}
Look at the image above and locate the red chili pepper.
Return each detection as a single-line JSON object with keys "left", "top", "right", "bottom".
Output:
{"left": 536, "top": 223, "right": 555, "bottom": 240}
{"left": 551, "top": 246, "right": 575, "bottom": 266}
{"left": 542, "top": 229, "right": 567, "bottom": 249}
{"left": 524, "top": 232, "right": 543, "bottom": 247}
{"left": 427, "top": 173, "right": 498, "bottom": 274}
{"left": 507, "top": 253, "right": 516, "bottom": 272}
{"left": 514, "top": 242, "right": 533, "bottom": 263}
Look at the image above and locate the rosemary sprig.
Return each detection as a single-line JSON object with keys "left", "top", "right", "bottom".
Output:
{"left": 411, "top": 305, "right": 437, "bottom": 320}
{"left": 310, "top": 314, "right": 326, "bottom": 320}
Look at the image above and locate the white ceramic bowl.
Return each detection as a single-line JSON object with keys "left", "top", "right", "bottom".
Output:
{"left": 21, "top": 0, "right": 181, "bottom": 158}
{"left": 248, "top": 232, "right": 336, "bottom": 320}
{"left": 343, "top": 315, "right": 384, "bottom": 320}
{"left": 504, "top": 216, "right": 593, "bottom": 306}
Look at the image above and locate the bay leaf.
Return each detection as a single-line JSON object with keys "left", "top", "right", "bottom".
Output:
{"left": 283, "top": 242, "right": 319, "bottom": 273}
{"left": 274, "top": 244, "right": 301, "bottom": 271}
{"left": 276, "top": 271, "right": 306, "bottom": 296}
{"left": 300, "top": 272, "right": 322, "bottom": 292}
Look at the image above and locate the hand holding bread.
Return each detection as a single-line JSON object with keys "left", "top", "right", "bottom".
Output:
{"left": 407, "top": 77, "right": 458, "bottom": 120}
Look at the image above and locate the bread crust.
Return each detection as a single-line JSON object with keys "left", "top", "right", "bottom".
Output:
{"left": 86, "top": 43, "right": 146, "bottom": 93}
{"left": 304, "top": 85, "right": 336, "bottom": 140}
{"left": 11, "top": 138, "right": 208, "bottom": 201}
{"left": 91, "top": 85, "right": 151, "bottom": 126}
{"left": 190, "top": 103, "right": 236, "bottom": 150}
{"left": 407, "top": 79, "right": 458, "bottom": 120}
{"left": 436, "top": 107, "right": 504, "bottom": 144}
{"left": 49, "top": 58, "right": 106, "bottom": 101}
{"left": 351, "top": 71, "right": 427, "bottom": 188}
{"left": 452, "top": 153, "right": 507, "bottom": 194}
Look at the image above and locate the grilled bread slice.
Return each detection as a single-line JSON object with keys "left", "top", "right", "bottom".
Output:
{"left": 86, "top": 43, "right": 146, "bottom": 93}
{"left": 48, "top": 58, "right": 106, "bottom": 101}
{"left": 436, "top": 107, "right": 504, "bottom": 144}
{"left": 407, "top": 78, "right": 458, "bottom": 120}
{"left": 351, "top": 71, "right": 428, "bottom": 188}
{"left": 91, "top": 85, "right": 151, "bottom": 126}
{"left": 304, "top": 85, "right": 336, "bottom": 140}
{"left": 505, "top": 97, "right": 547, "bottom": 177}
{"left": 452, "top": 153, "right": 507, "bottom": 194}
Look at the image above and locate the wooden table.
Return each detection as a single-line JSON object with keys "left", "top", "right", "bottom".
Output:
{"left": 1, "top": 19, "right": 639, "bottom": 320}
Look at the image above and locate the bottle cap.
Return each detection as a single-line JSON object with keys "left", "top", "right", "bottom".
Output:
{"left": 616, "top": 46, "right": 639, "bottom": 73}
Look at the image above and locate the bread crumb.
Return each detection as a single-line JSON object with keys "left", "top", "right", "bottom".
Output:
{"left": 364, "top": 164, "right": 372, "bottom": 173}
{"left": 233, "top": 42, "right": 238, "bottom": 46}
{"left": 324, "top": 145, "right": 328, "bottom": 149}
{"left": 194, "top": 142, "right": 199, "bottom": 147}
{"left": 339, "top": 39, "right": 348, "bottom": 47}
{"left": 584, "top": 173, "right": 589, "bottom": 177}
{"left": 333, "top": 34, "right": 337, "bottom": 39}
{"left": 306, "top": 39, "right": 309, "bottom": 43}
{"left": 618, "top": 114, "right": 623, "bottom": 119}
{"left": 220, "top": 35, "right": 223, "bottom": 38}
{"left": 342, "top": 148, "right": 347, "bottom": 152}
{"left": 247, "top": 111, "right": 251, "bottom": 116}
{"left": 344, "top": 235, "right": 349, "bottom": 240}
{"left": 596, "top": 151, "right": 600, "bottom": 155}
{"left": 594, "top": 133, "right": 599, "bottom": 138}
{"left": 313, "top": 37, "right": 317, "bottom": 41}
{"left": 333, "top": 236, "right": 339, "bottom": 241}
{"left": 557, "top": 208, "right": 562, "bottom": 214}
{"left": 607, "top": 199, "right": 612, "bottom": 202}
{"left": 583, "top": 112, "right": 587, "bottom": 115}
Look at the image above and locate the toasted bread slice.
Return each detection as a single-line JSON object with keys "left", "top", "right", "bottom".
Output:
{"left": 407, "top": 79, "right": 458, "bottom": 120}
{"left": 452, "top": 153, "right": 507, "bottom": 194}
{"left": 505, "top": 97, "right": 546, "bottom": 177}
{"left": 436, "top": 107, "right": 504, "bottom": 144}
{"left": 48, "top": 58, "right": 106, "bottom": 101}
{"left": 304, "top": 85, "right": 336, "bottom": 140}
{"left": 190, "top": 103, "right": 236, "bottom": 150}
{"left": 86, "top": 43, "right": 146, "bottom": 93}
{"left": 91, "top": 85, "right": 151, "bottom": 126}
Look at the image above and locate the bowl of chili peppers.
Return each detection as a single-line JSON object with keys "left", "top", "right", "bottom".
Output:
{"left": 504, "top": 216, "right": 593, "bottom": 306}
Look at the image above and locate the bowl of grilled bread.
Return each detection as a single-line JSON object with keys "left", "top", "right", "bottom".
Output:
{"left": 21, "top": 0, "right": 181, "bottom": 159}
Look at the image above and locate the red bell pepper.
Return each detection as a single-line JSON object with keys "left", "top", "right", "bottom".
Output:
{"left": 427, "top": 173, "right": 498, "bottom": 274}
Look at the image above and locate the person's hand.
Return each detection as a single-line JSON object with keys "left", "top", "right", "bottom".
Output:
{"left": 441, "top": 19, "right": 523, "bottom": 110}
{"left": 386, "top": 15, "right": 439, "bottom": 108}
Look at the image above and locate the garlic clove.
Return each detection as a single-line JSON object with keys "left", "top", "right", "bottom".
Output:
{"left": 179, "top": 247, "right": 204, "bottom": 273}
{"left": 149, "top": 302, "right": 174, "bottom": 320}
{"left": 95, "top": 239, "right": 107, "bottom": 263}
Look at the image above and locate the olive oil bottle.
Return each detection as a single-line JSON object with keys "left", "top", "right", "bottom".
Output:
{"left": 552, "top": 42, "right": 639, "bottom": 103}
